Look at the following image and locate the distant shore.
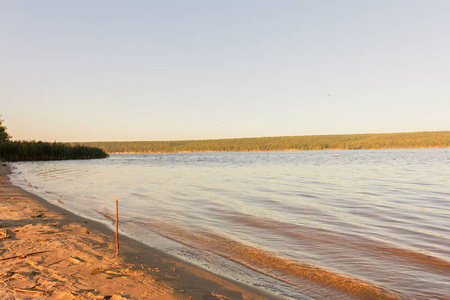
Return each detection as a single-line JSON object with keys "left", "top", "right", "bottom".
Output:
{"left": 0, "top": 164, "right": 276, "bottom": 299}
{"left": 79, "top": 131, "right": 450, "bottom": 154}
{"left": 106, "top": 146, "right": 449, "bottom": 155}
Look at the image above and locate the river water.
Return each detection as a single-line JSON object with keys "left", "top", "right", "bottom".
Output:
{"left": 9, "top": 149, "right": 450, "bottom": 299}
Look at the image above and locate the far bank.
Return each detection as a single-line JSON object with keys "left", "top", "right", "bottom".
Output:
{"left": 79, "top": 131, "right": 450, "bottom": 154}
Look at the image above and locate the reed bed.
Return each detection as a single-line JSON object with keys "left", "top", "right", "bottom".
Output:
{"left": 0, "top": 140, "right": 108, "bottom": 161}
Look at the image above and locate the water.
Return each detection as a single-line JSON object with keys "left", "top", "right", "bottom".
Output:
{"left": 9, "top": 149, "right": 450, "bottom": 299}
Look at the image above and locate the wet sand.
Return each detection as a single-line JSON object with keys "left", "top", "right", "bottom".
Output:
{"left": 0, "top": 163, "right": 277, "bottom": 299}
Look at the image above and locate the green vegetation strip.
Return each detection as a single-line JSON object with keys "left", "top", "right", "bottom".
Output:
{"left": 0, "top": 141, "right": 108, "bottom": 161}
{"left": 80, "top": 131, "right": 450, "bottom": 154}
{"left": 0, "top": 117, "right": 108, "bottom": 161}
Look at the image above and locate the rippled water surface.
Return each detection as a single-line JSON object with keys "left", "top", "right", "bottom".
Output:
{"left": 10, "top": 149, "right": 450, "bottom": 299}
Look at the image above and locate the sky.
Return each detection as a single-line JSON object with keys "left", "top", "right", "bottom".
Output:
{"left": 1, "top": 1, "right": 449, "bottom": 142}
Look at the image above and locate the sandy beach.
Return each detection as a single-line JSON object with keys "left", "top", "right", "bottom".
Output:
{"left": 0, "top": 163, "right": 275, "bottom": 300}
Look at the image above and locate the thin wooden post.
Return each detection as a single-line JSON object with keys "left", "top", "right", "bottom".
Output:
{"left": 115, "top": 196, "right": 119, "bottom": 255}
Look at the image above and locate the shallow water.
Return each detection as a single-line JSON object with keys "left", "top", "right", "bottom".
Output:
{"left": 10, "top": 149, "right": 450, "bottom": 299}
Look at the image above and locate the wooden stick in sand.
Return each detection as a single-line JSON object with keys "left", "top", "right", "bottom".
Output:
{"left": 115, "top": 196, "right": 119, "bottom": 255}
{"left": 0, "top": 250, "right": 49, "bottom": 261}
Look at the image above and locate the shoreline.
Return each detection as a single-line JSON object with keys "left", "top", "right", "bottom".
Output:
{"left": 0, "top": 163, "right": 279, "bottom": 299}
{"left": 106, "top": 146, "right": 449, "bottom": 155}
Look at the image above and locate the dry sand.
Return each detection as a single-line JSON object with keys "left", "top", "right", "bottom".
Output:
{"left": 0, "top": 163, "right": 276, "bottom": 299}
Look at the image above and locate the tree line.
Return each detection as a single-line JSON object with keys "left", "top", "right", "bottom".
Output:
{"left": 0, "top": 117, "right": 108, "bottom": 161}
{"left": 80, "top": 131, "right": 450, "bottom": 154}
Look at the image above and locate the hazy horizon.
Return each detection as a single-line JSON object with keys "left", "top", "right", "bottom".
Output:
{"left": 2, "top": 1, "right": 449, "bottom": 142}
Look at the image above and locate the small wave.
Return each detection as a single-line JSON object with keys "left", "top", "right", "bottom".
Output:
{"left": 96, "top": 210, "right": 115, "bottom": 221}
{"left": 226, "top": 212, "right": 450, "bottom": 275}
{"left": 135, "top": 220, "right": 401, "bottom": 299}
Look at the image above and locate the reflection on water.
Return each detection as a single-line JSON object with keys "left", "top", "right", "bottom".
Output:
{"left": 10, "top": 149, "right": 450, "bottom": 299}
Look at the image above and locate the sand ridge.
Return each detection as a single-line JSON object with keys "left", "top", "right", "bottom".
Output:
{"left": 0, "top": 163, "right": 274, "bottom": 300}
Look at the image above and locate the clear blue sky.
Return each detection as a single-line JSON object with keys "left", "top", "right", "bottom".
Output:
{"left": 1, "top": 1, "right": 449, "bottom": 142}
